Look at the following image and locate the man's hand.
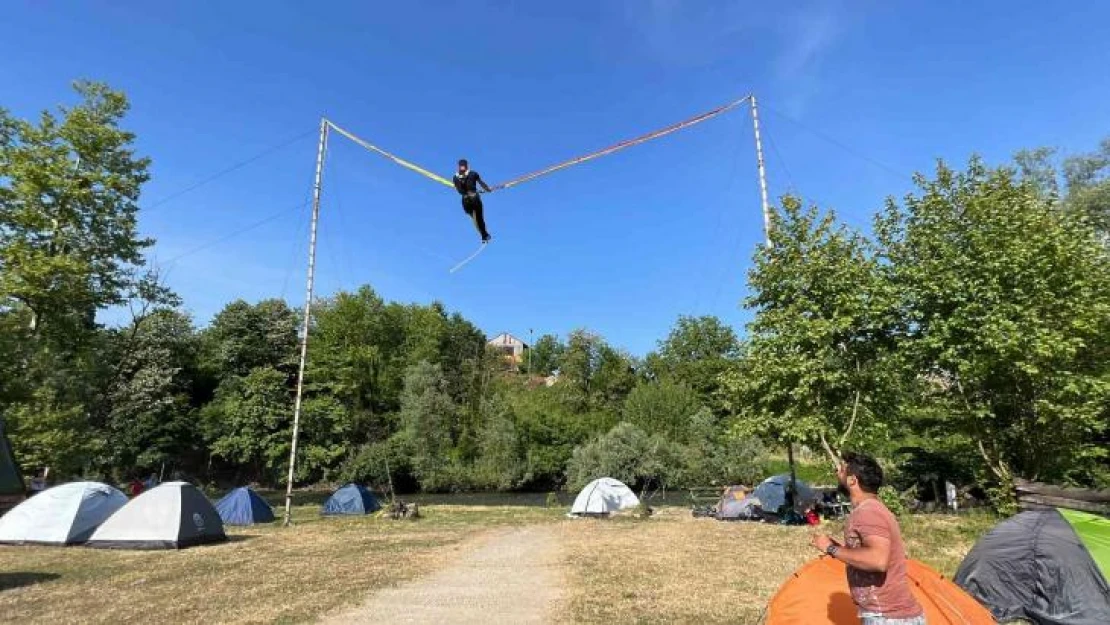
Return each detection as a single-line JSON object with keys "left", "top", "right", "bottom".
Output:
{"left": 811, "top": 533, "right": 834, "bottom": 553}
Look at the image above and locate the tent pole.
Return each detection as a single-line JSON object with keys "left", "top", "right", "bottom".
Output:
{"left": 283, "top": 118, "right": 329, "bottom": 527}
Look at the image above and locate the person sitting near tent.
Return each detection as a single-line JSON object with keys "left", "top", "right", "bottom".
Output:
{"left": 127, "top": 476, "right": 144, "bottom": 498}
{"left": 811, "top": 452, "right": 924, "bottom": 625}
{"left": 452, "top": 159, "right": 492, "bottom": 243}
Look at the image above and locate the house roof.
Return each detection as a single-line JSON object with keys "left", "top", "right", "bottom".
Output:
{"left": 487, "top": 333, "right": 528, "bottom": 348}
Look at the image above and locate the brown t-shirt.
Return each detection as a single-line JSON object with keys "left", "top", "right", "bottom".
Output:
{"left": 843, "top": 498, "right": 923, "bottom": 619}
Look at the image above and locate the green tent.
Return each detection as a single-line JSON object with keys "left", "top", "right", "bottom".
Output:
{"left": 0, "top": 419, "right": 25, "bottom": 511}
{"left": 1059, "top": 508, "right": 1110, "bottom": 582}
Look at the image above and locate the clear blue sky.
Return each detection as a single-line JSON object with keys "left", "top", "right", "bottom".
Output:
{"left": 3, "top": 2, "right": 1108, "bottom": 355}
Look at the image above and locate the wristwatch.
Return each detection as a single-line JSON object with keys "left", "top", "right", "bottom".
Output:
{"left": 825, "top": 544, "right": 840, "bottom": 558}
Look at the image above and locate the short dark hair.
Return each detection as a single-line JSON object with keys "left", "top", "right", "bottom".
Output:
{"left": 458, "top": 159, "right": 468, "bottom": 166}
{"left": 842, "top": 451, "right": 883, "bottom": 494}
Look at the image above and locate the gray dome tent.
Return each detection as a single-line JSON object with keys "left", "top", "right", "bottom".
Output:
{"left": 87, "top": 482, "right": 227, "bottom": 549}
{"left": 752, "top": 474, "right": 817, "bottom": 515}
{"left": 954, "top": 508, "right": 1110, "bottom": 625}
{"left": 0, "top": 481, "right": 127, "bottom": 545}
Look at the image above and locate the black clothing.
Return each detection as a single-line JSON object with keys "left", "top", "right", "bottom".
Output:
{"left": 453, "top": 170, "right": 483, "bottom": 195}
{"left": 454, "top": 170, "right": 490, "bottom": 241}
{"left": 461, "top": 193, "right": 490, "bottom": 241}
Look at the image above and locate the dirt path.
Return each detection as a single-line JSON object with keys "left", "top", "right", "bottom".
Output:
{"left": 318, "top": 526, "right": 564, "bottom": 624}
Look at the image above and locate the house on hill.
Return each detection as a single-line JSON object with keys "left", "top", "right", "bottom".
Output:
{"left": 488, "top": 333, "right": 528, "bottom": 366}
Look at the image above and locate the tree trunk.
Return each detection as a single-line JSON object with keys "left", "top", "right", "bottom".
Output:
{"left": 787, "top": 442, "right": 798, "bottom": 506}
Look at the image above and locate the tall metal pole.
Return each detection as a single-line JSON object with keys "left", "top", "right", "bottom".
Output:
{"left": 749, "top": 95, "right": 796, "bottom": 500}
{"left": 749, "top": 95, "right": 772, "bottom": 247}
{"left": 283, "top": 118, "right": 330, "bottom": 526}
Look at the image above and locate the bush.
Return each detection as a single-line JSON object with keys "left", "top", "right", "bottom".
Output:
{"left": 340, "top": 434, "right": 416, "bottom": 493}
{"left": 878, "top": 485, "right": 909, "bottom": 516}
{"left": 565, "top": 422, "right": 680, "bottom": 492}
{"left": 685, "top": 410, "right": 767, "bottom": 486}
{"left": 622, "top": 380, "right": 701, "bottom": 441}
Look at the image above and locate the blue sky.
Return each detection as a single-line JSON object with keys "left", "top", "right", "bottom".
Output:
{"left": 3, "top": 1, "right": 1108, "bottom": 355}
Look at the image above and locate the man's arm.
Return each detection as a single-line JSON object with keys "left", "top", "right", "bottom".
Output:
{"left": 476, "top": 173, "right": 492, "bottom": 193}
{"left": 812, "top": 533, "right": 891, "bottom": 572}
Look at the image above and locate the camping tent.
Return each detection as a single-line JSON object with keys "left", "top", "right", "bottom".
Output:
{"left": 569, "top": 478, "right": 640, "bottom": 517}
{"left": 0, "top": 419, "right": 24, "bottom": 514}
{"left": 766, "top": 556, "right": 994, "bottom": 624}
{"left": 954, "top": 508, "right": 1110, "bottom": 625}
{"left": 86, "top": 481, "right": 227, "bottom": 549}
{"left": 215, "top": 486, "right": 275, "bottom": 525}
{"left": 752, "top": 474, "right": 817, "bottom": 515}
{"left": 322, "top": 483, "right": 381, "bottom": 516}
{"left": 716, "top": 485, "right": 761, "bottom": 521}
{"left": 0, "top": 481, "right": 128, "bottom": 545}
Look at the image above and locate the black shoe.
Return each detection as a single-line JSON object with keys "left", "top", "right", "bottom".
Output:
{"left": 482, "top": 234, "right": 492, "bottom": 244}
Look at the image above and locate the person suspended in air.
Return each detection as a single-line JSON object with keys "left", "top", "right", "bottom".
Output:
{"left": 453, "top": 159, "right": 492, "bottom": 243}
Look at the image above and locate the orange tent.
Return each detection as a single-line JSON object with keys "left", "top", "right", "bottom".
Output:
{"left": 766, "top": 557, "right": 995, "bottom": 624}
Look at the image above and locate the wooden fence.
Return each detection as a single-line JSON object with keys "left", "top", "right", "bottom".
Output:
{"left": 1015, "top": 479, "right": 1110, "bottom": 515}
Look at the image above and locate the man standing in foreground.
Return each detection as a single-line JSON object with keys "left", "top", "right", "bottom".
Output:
{"left": 452, "top": 159, "right": 492, "bottom": 243}
{"left": 811, "top": 452, "right": 924, "bottom": 625}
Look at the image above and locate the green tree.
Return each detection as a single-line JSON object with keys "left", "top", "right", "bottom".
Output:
{"left": 559, "top": 329, "right": 637, "bottom": 410}
{"left": 473, "top": 398, "right": 525, "bottom": 490}
{"left": 721, "top": 196, "right": 894, "bottom": 464}
{"left": 203, "top": 299, "right": 298, "bottom": 379}
{"left": 525, "top": 334, "right": 564, "bottom": 376}
{"left": 4, "top": 385, "right": 100, "bottom": 477}
{"left": 645, "top": 315, "right": 740, "bottom": 404}
{"left": 399, "top": 361, "right": 456, "bottom": 489}
{"left": 102, "top": 309, "right": 199, "bottom": 472}
{"left": 876, "top": 158, "right": 1110, "bottom": 485}
{"left": 202, "top": 367, "right": 291, "bottom": 483}
{"left": 506, "top": 384, "right": 603, "bottom": 489}
{"left": 1014, "top": 138, "right": 1110, "bottom": 240}
{"left": 1062, "top": 138, "right": 1110, "bottom": 239}
{"left": 0, "top": 81, "right": 152, "bottom": 337}
{"left": 622, "top": 380, "right": 701, "bottom": 442}
{"left": 683, "top": 407, "right": 766, "bottom": 486}
{"left": 295, "top": 394, "right": 353, "bottom": 482}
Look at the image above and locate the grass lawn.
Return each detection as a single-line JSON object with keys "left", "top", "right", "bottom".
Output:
{"left": 560, "top": 507, "right": 997, "bottom": 624}
{"left": 0, "top": 492, "right": 996, "bottom": 625}
{"left": 0, "top": 492, "right": 562, "bottom": 625}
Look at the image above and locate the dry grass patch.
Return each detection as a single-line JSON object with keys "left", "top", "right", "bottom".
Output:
{"left": 559, "top": 507, "right": 996, "bottom": 625}
{"left": 0, "top": 500, "right": 561, "bottom": 625}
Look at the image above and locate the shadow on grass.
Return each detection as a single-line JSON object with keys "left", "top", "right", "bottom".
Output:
{"left": 224, "top": 534, "right": 257, "bottom": 544}
{"left": 0, "top": 572, "right": 60, "bottom": 591}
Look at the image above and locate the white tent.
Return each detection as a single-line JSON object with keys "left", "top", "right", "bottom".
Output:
{"left": 87, "top": 481, "right": 226, "bottom": 549}
{"left": 0, "top": 481, "right": 128, "bottom": 545}
{"left": 570, "top": 478, "right": 640, "bottom": 516}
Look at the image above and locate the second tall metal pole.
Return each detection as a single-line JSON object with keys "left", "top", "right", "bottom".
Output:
{"left": 283, "top": 118, "right": 330, "bottom": 527}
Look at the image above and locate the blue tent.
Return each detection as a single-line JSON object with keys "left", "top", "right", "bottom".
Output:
{"left": 322, "top": 483, "right": 381, "bottom": 516}
{"left": 752, "top": 474, "right": 818, "bottom": 514}
{"left": 215, "top": 487, "right": 275, "bottom": 525}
